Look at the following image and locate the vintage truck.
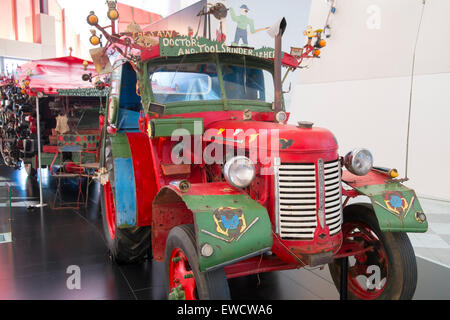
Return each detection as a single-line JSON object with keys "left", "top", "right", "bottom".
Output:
{"left": 0, "top": 56, "right": 108, "bottom": 176}
{"left": 88, "top": 1, "right": 428, "bottom": 300}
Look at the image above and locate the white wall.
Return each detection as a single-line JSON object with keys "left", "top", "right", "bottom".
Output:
{"left": 290, "top": 0, "right": 450, "bottom": 201}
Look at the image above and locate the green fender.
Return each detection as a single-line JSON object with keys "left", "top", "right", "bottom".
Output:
{"left": 168, "top": 183, "right": 273, "bottom": 272}
{"left": 107, "top": 133, "right": 138, "bottom": 229}
{"left": 343, "top": 171, "right": 428, "bottom": 233}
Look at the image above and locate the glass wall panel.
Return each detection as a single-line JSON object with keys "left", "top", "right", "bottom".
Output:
{"left": 16, "top": 0, "right": 33, "bottom": 42}
{"left": 0, "top": 1, "right": 15, "bottom": 40}
{"left": 48, "top": 0, "right": 63, "bottom": 56}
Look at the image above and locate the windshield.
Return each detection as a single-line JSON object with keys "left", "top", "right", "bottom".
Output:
{"left": 148, "top": 62, "right": 275, "bottom": 105}
{"left": 149, "top": 63, "right": 221, "bottom": 104}
{"left": 221, "top": 64, "right": 274, "bottom": 103}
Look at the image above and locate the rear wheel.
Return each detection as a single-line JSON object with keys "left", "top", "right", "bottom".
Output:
{"left": 100, "top": 139, "right": 151, "bottom": 264}
{"left": 329, "top": 204, "right": 417, "bottom": 300}
{"left": 165, "top": 224, "right": 230, "bottom": 300}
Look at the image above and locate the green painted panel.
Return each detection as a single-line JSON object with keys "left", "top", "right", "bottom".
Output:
{"left": 356, "top": 183, "right": 428, "bottom": 233}
{"left": 109, "top": 134, "right": 132, "bottom": 159}
{"left": 152, "top": 118, "right": 203, "bottom": 137}
{"left": 163, "top": 101, "right": 272, "bottom": 115}
{"left": 183, "top": 194, "right": 273, "bottom": 272}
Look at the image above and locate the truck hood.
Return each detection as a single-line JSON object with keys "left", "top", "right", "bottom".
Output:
{"left": 205, "top": 120, "right": 338, "bottom": 153}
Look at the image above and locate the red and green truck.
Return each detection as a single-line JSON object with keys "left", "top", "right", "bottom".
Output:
{"left": 88, "top": 1, "right": 427, "bottom": 300}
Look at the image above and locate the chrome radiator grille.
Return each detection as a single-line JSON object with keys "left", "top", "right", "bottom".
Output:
{"left": 275, "top": 159, "right": 342, "bottom": 240}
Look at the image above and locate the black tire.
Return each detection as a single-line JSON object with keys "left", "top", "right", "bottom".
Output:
{"left": 165, "top": 224, "right": 230, "bottom": 300}
{"left": 100, "top": 138, "right": 151, "bottom": 264}
{"left": 329, "top": 203, "right": 417, "bottom": 300}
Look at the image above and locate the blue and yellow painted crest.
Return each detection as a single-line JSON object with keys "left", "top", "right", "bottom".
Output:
{"left": 213, "top": 207, "right": 247, "bottom": 240}
{"left": 383, "top": 191, "right": 409, "bottom": 216}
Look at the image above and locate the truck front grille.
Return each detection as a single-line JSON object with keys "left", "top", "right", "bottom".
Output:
{"left": 275, "top": 159, "right": 342, "bottom": 240}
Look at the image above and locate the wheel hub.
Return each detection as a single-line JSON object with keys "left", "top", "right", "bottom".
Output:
{"left": 169, "top": 248, "right": 196, "bottom": 300}
{"left": 343, "top": 221, "right": 389, "bottom": 299}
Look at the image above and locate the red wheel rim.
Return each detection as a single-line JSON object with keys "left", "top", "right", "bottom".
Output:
{"left": 342, "top": 221, "right": 389, "bottom": 300}
{"left": 169, "top": 248, "right": 197, "bottom": 300}
{"left": 103, "top": 181, "right": 116, "bottom": 239}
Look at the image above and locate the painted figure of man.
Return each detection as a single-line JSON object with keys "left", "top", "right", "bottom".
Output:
{"left": 230, "top": 5, "right": 255, "bottom": 46}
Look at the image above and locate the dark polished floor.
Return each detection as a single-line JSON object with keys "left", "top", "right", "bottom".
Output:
{"left": 0, "top": 165, "right": 449, "bottom": 300}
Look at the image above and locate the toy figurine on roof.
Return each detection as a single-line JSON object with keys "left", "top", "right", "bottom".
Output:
{"left": 289, "top": 25, "right": 327, "bottom": 67}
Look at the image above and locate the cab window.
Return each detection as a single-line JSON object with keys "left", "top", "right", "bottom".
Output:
{"left": 149, "top": 63, "right": 221, "bottom": 104}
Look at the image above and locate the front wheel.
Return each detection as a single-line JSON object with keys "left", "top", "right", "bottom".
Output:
{"left": 165, "top": 224, "right": 230, "bottom": 300}
{"left": 329, "top": 204, "right": 417, "bottom": 300}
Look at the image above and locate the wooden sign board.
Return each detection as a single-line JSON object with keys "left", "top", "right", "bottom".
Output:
{"left": 159, "top": 36, "right": 276, "bottom": 59}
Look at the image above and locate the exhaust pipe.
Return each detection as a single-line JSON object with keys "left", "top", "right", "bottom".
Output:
{"left": 268, "top": 18, "right": 287, "bottom": 117}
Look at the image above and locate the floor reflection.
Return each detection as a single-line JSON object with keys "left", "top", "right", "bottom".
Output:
{"left": 0, "top": 163, "right": 449, "bottom": 300}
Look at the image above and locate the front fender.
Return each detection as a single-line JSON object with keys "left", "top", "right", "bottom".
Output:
{"left": 343, "top": 170, "right": 428, "bottom": 233}
{"left": 153, "top": 182, "right": 273, "bottom": 272}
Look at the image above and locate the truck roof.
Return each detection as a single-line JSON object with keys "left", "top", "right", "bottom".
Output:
{"left": 131, "top": 37, "right": 300, "bottom": 69}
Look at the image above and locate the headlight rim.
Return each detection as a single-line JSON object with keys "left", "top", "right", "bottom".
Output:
{"left": 344, "top": 148, "right": 373, "bottom": 176}
{"left": 223, "top": 155, "right": 256, "bottom": 189}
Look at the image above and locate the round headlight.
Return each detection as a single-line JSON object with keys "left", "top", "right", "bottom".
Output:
{"left": 223, "top": 156, "right": 256, "bottom": 188}
{"left": 344, "top": 148, "right": 373, "bottom": 176}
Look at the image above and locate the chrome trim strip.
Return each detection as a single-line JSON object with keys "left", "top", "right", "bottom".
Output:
{"left": 274, "top": 157, "right": 281, "bottom": 234}
{"left": 317, "top": 159, "right": 325, "bottom": 229}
